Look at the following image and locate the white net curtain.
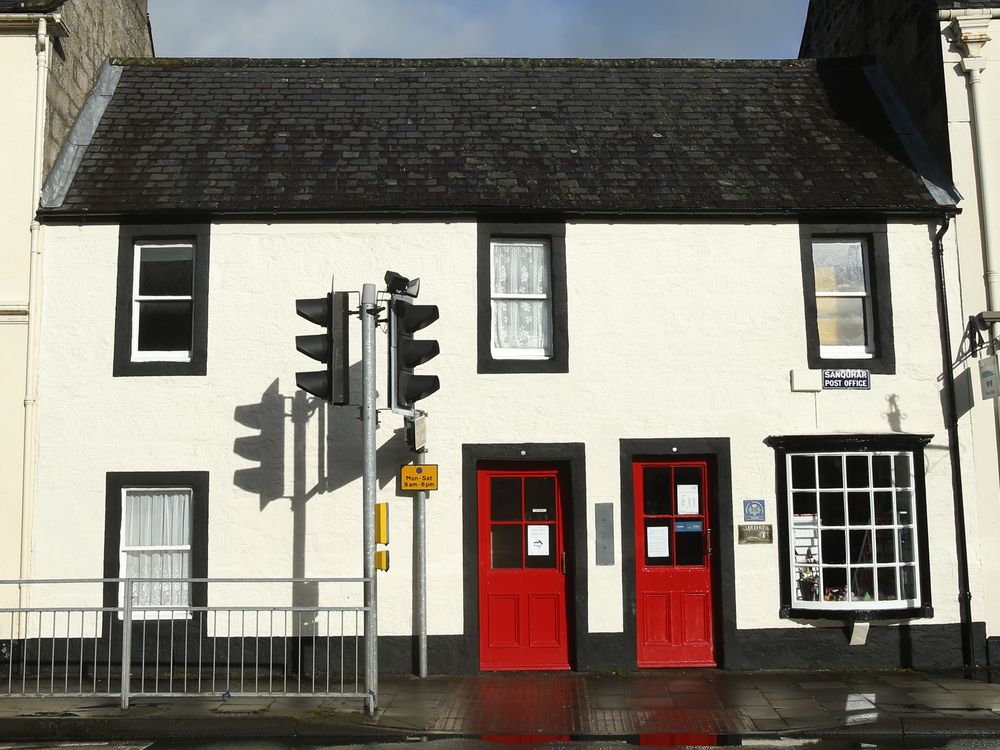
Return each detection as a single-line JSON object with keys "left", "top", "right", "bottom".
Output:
{"left": 122, "top": 488, "right": 192, "bottom": 611}
{"left": 491, "top": 240, "right": 553, "bottom": 357}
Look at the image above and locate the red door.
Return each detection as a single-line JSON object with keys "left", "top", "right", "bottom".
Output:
{"left": 634, "top": 460, "right": 715, "bottom": 667}
{"left": 478, "top": 466, "right": 569, "bottom": 671}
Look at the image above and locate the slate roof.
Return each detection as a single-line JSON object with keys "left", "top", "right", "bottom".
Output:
{"left": 41, "top": 57, "right": 954, "bottom": 218}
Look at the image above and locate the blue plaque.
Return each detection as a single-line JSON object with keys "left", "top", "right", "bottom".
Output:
{"left": 743, "top": 499, "right": 765, "bottom": 522}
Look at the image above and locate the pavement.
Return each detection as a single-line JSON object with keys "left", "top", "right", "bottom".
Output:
{"left": 3, "top": 669, "right": 1000, "bottom": 744}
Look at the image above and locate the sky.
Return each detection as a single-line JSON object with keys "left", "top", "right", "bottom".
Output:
{"left": 146, "top": 0, "right": 811, "bottom": 60}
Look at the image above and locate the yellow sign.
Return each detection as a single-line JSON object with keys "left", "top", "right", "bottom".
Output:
{"left": 401, "top": 464, "right": 438, "bottom": 491}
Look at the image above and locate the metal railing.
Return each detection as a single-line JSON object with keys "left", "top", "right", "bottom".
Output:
{"left": 0, "top": 577, "right": 371, "bottom": 709}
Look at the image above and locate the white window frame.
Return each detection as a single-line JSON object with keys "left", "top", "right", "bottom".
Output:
{"left": 118, "top": 486, "right": 193, "bottom": 620}
{"left": 785, "top": 450, "right": 921, "bottom": 612}
{"left": 489, "top": 237, "right": 554, "bottom": 360}
{"left": 131, "top": 240, "right": 195, "bottom": 363}
{"left": 812, "top": 237, "right": 875, "bottom": 360}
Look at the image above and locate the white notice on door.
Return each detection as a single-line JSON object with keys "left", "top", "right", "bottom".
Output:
{"left": 677, "top": 484, "right": 699, "bottom": 515}
{"left": 646, "top": 525, "right": 670, "bottom": 558}
{"left": 527, "top": 525, "right": 549, "bottom": 556}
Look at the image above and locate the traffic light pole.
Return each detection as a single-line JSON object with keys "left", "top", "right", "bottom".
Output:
{"left": 361, "top": 283, "right": 378, "bottom": 715}
{"left": 415, "top": 446, "right": 428, "bottom": 678}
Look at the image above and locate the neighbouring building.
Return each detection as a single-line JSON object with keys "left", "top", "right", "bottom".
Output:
{"left": 25, "top": 53, "right": 977, "bottom": 673}
{"left": 0, "top": 0, "right": 153, "bottom": 600}
{"left": 801, "top": 0, "right": 1000, "bottom": 675}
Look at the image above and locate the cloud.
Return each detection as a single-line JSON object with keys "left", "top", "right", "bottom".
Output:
{"left": 148, "top": 0, "right": 809, "bottom": 59}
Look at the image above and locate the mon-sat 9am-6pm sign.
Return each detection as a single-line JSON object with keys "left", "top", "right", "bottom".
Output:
{"left": 401, "top": 464, "right": 438, "bottom": 491}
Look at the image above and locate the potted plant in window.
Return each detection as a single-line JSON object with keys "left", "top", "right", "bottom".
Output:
{"left": 797, "top": 567, "right": 819, "bottom": 601}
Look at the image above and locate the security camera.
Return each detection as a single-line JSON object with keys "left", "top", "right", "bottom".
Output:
{"left": 974, "top": 311, "right": 1000, "bottom": 330}
{"left": 384, "top": 270, "right": 421, "bottom": 298}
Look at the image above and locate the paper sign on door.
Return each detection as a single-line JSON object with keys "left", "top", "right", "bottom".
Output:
{"left": 527, "top": 525, "right": 549, "bottom": 556}
{"left": 677, "top": 484, "right": 699, "bottom": 515}
{"left": 646, "top": 525, "right": 670, "bottom": 557}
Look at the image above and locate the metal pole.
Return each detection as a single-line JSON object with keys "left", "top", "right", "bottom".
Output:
{"left": 361, "top": 284, "right": 378, "bottom": 714}
{"left": 415, "top": 447, "right": 428, "bottom": 678}
{"left": 120, "top": 579, "right": 132, "bottom": 710}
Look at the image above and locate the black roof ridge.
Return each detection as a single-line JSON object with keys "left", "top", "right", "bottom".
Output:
{"left": 110, "top": 55, "right": 827, "bottom": 69}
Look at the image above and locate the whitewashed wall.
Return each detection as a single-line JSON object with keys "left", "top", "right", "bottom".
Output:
{"left": 940, "top": 16, "right": 1000, "bottom": 639}
{"left": 33, "top": 218, "right": 974, "bottom": 637}
{"left": 0, "top": 32, "right": 42, "bottom": 597}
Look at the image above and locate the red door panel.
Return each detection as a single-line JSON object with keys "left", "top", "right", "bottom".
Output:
{"left": 479, "top": 466, "right": 569, "bottom": 671}
{"left": 634, "top": 460, "right": 716, "bottom": 667}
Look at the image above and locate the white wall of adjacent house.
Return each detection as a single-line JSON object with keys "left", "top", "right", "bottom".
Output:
{"left": 0, "top": 31, "right": 39, "bottom": 601}
{"left": 32, "top": 218, "right": 975, "bottom": 637}
{"left": 940, "top": 15, "right": 1000, "bottom": 640}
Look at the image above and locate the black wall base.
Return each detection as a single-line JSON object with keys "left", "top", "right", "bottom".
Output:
{"left": 722, "top": 621, "right": 986, "bottom": 671}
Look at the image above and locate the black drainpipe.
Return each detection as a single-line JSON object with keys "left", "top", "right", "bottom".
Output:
{"left": 932, "top": 213, "right": 976, "bottom": 676}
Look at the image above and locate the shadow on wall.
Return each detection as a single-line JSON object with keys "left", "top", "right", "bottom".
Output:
{"left": 231, "top": 364, "right": 412, "bottom": 564}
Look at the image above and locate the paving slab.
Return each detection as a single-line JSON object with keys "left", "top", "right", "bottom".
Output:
{"left": 0, "top": 669, "right": 999, "bottom": 742}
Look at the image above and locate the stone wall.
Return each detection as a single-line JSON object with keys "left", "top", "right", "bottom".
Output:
{"left": 800, "top": 0, "right": 951, "bottom": 175}
{"left": 45, "top": 0, "right": 153, "bottom": 174}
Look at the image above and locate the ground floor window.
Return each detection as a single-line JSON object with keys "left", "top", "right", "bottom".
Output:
{"left": 120, "top": 487, "right": 192, "bottom": 615}
{"left": 104, "top": 471, "right": 209, "bottom": 619}
{"left": 766, "top": 434, "right": 932, "bottom": 619}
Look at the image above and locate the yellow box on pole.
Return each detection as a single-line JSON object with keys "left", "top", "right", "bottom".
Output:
{"left": 375, "top": 549, "right": 390, "bottom": 572}
{"left": 376, "top": 502, "right": 389, "bottom": 545}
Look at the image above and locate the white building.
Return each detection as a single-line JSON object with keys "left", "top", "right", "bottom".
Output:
{"left": 22, "top": 53, "right": 982, "bottom": 674}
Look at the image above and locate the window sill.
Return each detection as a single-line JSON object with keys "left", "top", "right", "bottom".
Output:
{"left": 780, "top": 604, "right": 933, "bottom": 621}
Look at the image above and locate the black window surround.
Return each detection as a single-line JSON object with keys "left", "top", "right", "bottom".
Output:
{"left": 799, "top": 222, "right": 895, "bottom": 374}
{"left": 114, "top": 223, "right": 210, "bottom": 377}
{"left": 477, "top": 222, "right": 568, "bottom": 374}
{"left": 766, "top": 433, "right": 933, "bottom": 621}
{"left": 103, "top": 471, "right": 209, "bottom": 614}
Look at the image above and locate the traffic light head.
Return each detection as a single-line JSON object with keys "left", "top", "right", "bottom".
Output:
{"left": 388, "top": 296, "right": 440, "bottom": 415}
{"left": 295, "top": 291, "right": 350, "bottom": 404}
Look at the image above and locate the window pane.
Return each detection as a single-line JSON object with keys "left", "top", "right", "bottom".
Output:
{"left": 525, "top": 524, "right": 556, "bottom": 568}
{"left": 819, "top": 492, "right": 845, "bottom": 526}
{"left": 849, "top": 530, "right": 872, "bottom": 563}
{"left": 896, "top": 491, "right": 913, "bottom": 524}
{"left": 674, "top": 467, "right": 703, "bottom": 515}
{"left": 793, "top": 525, "right": 819, "bottom": 565}
{"left": 492, "top": 240, "right": 551, "bottom": 295}
{"left": 845, "top": 455, "right": 870, "bottom": 488}
{"left": 874, "top": 492, "right": 894, "bottom": 525}
{"left": 491, "top": 525, "right": 522, "bottom": 569}
{"left": 524, "top": 477, "right": 556, "bottom": 521}
{"left": 816, "top": 297, "right": 867, "bottom": 348}
{"left": 900, "top": 528, "right": 915, "bottom": 563}
{"left": 138, "top": 244, "right": 194, "bottom": 296}
{"left": 872, "top": 456, "right": 892, "bottom": 487}
{"left": 137, "top": 301, "right": 193, "bottom": 352}
{"left": 792, "top": 492, "right": 817, "bottom": 517}
{"left": 125, "top": 551, "right": 190, "bottom": 607}
{"left": 901, "top": 565, "right": 917, "bottom": 600}
{"left": 790, "top": 455, "right": 815, "bottom": 489}
{"left": 821, "top": 529, "right": 846, "bottom": 564}
{"left": 813, "top": 240, "right": 865, "bottom": 293}
{"left": 878, "top": 568, "right": 899, "bottom": 602}
{"left": 490, "top": 478, "right": 522, "bottom": 521}
{"left": 645, "top": 519, "right": 672, "bottom": 566}
{"left": 643, "top": 467, "right": 672, "bottom": 515}
{"left": 795, "top": 568, "right": 820, "bottom": 601}
{"left": 848, "top": 492, "right": 871, "bottom": 525}
{"left": 675, "top": 521, "right": 704, "bottom": 565}
{"left": 851, "top": 567, "right": 874, "bottom": 602}
{"left": 124, "top": 489, "right": 192, "bottom": 547}
{"left": 817, "top": 456, "right": 842, "bottom": 489}
{"left": 823, "top": 567, "right": 847, "bottom": 601}
{"left": 893, "top": 455, "right": 912, "bottom": 487}
{"left": 492, "top": 299, "right": 553, "bottom": 353}
{"left": 875, "top": 529, "right": 896, "bottom": 563}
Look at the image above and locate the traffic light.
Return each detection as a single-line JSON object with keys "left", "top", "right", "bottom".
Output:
{"left": 388, "top": 296, "right": 440, "bottom": 416}
{"left": 295, "top": 290, "right": 350, "bottom": 405}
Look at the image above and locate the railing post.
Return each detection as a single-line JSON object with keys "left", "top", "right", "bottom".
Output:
{"left": 120, "top": 578, "right": 132, "bottom": 710}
